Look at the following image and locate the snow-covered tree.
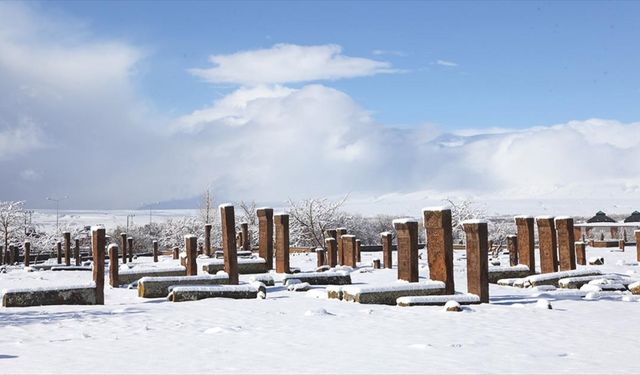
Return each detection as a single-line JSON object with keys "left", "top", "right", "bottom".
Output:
{"left": 199, "top": 188, "right": 215, "bottom": 225}
{"left": 443, "top": 198, "right": 486, "bottom": 244}
{"left": 287, "top": 196, "right": 348, "bottom": 247}
{"left": 0, "top": 201, "right": 25, "bottom": 264}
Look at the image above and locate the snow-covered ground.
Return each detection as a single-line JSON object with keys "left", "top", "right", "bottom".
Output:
{"left": 1, "top": 245, "right": 639, "bottom": 374}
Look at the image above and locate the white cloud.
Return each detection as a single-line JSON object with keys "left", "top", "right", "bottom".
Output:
{"left": 372, "top": 49, "right": 406, "bottom": 57}
{"left": 435, "top": 59, "right": 458, "bottom": 67}
{"left": 189, "top": 44, "right": 398, "bottom": 85}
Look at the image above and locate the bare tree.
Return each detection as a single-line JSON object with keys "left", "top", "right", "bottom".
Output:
{"left": 0, "top": 201, "right": 25, "bottom": 264}
{"left": 443, "top": 198, "right": 486, "bottom": 244}
{"left": 199, "top": 188, "right": 215, "bottom": 224}
{"left": 287, "top": 195, "right": 348, "bottom": 247}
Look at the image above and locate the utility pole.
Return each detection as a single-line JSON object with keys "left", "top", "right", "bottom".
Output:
{"left": 126, "top": 214, "right": 135, "bottom": 233}
{"left": 46, "top": 196, "right": 68, "bottom": 233}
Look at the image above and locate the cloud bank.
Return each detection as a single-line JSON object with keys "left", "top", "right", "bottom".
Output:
{"left": 1, "top": 3, "right": 639, "bottom": 213}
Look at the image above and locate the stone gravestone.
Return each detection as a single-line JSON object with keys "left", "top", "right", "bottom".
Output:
{"left": 341, "top": 235, "right": 357, "bottom": 268}
{"left": 536, "top": 216, "right": 558, "bottom": 274}
{"left": 515, "top": 216, "right": 535, "bottom": 273}
{"left": 274, "top": 213, "right": 290, "bottom": 273}
{"left": 393, "top": 219, "right": 419, "bottom": 282}
{"left": 423, "top": 208, "right": 455, "bottom": 294}
{"left": 257, "top": 208, "right": 274, "bottom": 269}
{"left": 462, "top": 220, "right": 489, "bottom": 303}
{"left": 555, "top": 217, "right": 576, "bottom": 271}
{"left": 381, "top": 232, "right": 393, "bottom": 269}
{"left": 325, "top": 237, "right": 338, "bottom": 267}
{"left": 91, "top": 226, "right": 106, "bottom": 305}
{"left": 220, "top": 204, "right": 239, "bottom": 284}
{"left": 507, "top": 235, "right": 518, "bottom": 266}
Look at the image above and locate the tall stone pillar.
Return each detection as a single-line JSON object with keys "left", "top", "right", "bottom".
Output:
{"left": 355, "top": 239, "right": 362, "bottom": 263}
{"left": 240, "top": 222, "right": 250, "bottom": 251}
{"left": 91, "top": 226, "right": 106, "bottom": 305}
{"left": 536, "top": 216, "right": 558, "bottom": 274}
{"left": 152, "top": 240, "right": 158, "bottom": 262}
{"left": 575, "top": 241, "right": 586, "bottom": 265}
{"left": 341, "top": 235, "right": 357, "bottom": 268}
{"left": 64, "top": 231, "right": 71, "bottom": 266}
{"left": 120, "top": 233, "right": 128, "bottom": 264}
{"left": 24, "top": 241, "right": 30, "bottom": 267}
{"left": 204, "top": 224, "right": 212, "bottom": 257}
{"left": 555, "top": 217, "right": 576, "bottom": 271}
{"left": 514, "top": 216, "right": 535, "bottom": 273}
{"left": 393, "top": 219, "right": 419, "bottom": 283}
{"left": 325, "top": 229, "right": 337, "bottom": 242}
{"left": 336, "top": 228, "right": 347, "bottom": 265}
{"left": 108, "top": 244, "right": 119, "bottom": 287}
{"left": 274, "top": 213, "right": 290, "bottom": 273}
{"left": 172, "top": 247, "right": 179, "bottom": 260}
{"left": 220, "top": 204, "right": 239, "bottom": 284}
{"left": 507, "top": 235, "right": 518, "bottom": 266}
{"left": 462, "top": 220, "right": 489, "bottom": 303}
{"left": 257, "top": 208, "right": 274, "bottom": 269}
{"left": 636, "top": 230, "right": 640, "bottom": 262}
{"left": 423, "top": 208, "right": 454, "bottom": 294}
{"left": 56, "top": 241, "right": 62, "bottom": 264}
{"left": 185, "top": 234, "right": 198, "bottom": 276}
{"left": 325, "top": 237, "right": 338, "bottom": 267}
{"left": 74, "top": 239, "right": 81, "bottom": 266}
{"left": 127, "top": 237, "right": 133, "bottom": 262}
{"left": 316, "top": 248, "right": 326, "bottom": 267}
{"left": 381, "top": 232, "right": 393, "bottom": 269}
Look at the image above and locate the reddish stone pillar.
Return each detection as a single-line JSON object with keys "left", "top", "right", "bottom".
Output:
{"left": 575, "top": 241, "right": 586, "bottom": 265}
{"left": 240, "top": 222, "right": 250, "bottom": 251}
{"left": 325, "top": 237, "right": 338, "bottom": 267}
{"left": 574, "top": 227, "right": 583, "bottom": 243}
{"left": 220, "top": 204, "right": 239, "bottom": 284}
{"left": 393, "top": 219, "right": 419, "bottom": 282}
{"left": 514, "top": 216, "right": 535, "bottom": 273}
{"left": 336, "top": 228, "right": 347, "bottom": 265}
{"left": 74, "top": 239, "right": 81, "bottom": 266}
{"left": 236, "top": 232, "right": 242, "bottom": 249}
{"left": 257, "top": 208, "right": 274, "bottom": 269}
{"left": 325, "top": 229, "right": 337, "bottom": 242}
{"left": 91, "top": 226, "right": 106, "bottom": 305}
{"left": 373, "top": 259, "right": 381, "bottom": 269}
{"left": 172, "top": 246, "right": 179, "bottom": 260}
{"left": 381, "top": 232, "right": 393, "bottom": 269}
{"left": 423, "top": 208, "right": 454, "bottom": 294}
{"left": 204, "top": 224, "right": 212, "bottom": 257}
{"left": 56, "top": 241, "right": 62, "bottom": 264}
{"left": 462, "top": 220, "right": 489, "bottom": 303}
{"left": 185, "top": 234, "right": 198, "bottom": 276}
{"left": 316, "top": 248, "right": 326, "bottom": 267}
{"left": 536, "top": 216, "right": 558, "bottom": 274}
{"left": 120, "top": 233, "right": 127, "bottom": 264}
{"left": 355, "top": 239, "right": 362, "bottom": 263}
{"left": 274, "top": 213, "right": 290, "bottom": 273}
{"left": 507, "top": 235, "right": 518, "bottom": 266}
{"left": 63, "top": 231, "right": 71, "bottom": 266}
{"left": 153, "top": 240, "right": 158, "bottom": 262}
{"left": 127, "top": 237, "right": 134, "bottom": 262}
{"left": 108, "top": 244, "right": 119, "bottom": 287}
{"left": 24, "top": 241, "right": 30, "bottom": 266}
{"left": 635, "top": 230, "right": 640, "bottom": 262}
{"left": 619, "top": 239, "right": 625, "bottom": 251}
{"left": 341, "top": 235, "right": 357, "bottom": 268}
{"left": 555, "top": 217, "right": 576, "bottom": 271}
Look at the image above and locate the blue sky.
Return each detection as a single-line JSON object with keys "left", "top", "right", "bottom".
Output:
{"left": 43, "top": 0, "right": 640, "bottom": 130}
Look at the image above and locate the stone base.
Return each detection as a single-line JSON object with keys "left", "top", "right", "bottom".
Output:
{"left": 513, "top": 269, "right": 602, "bottom": 288}
{"left": 282, "top": 271, "right": 351, "bottom": 285}
{"left": 116, "top": 267, "right": 187, "bottom": 286}
{"left": 202, "top": 258, "right": 268, "bottom": 275}
{"left": 396, "top": 293, "right": 481, "bottom": 307}
{"left": 51, "top": 266, "right": 92, "bottom": 272}
{"left": 327, "top": 281, "right": 446, "bottom": 305}
{"left": 558, "top": 274, "right": 627, "bottom": 289}
{"left": 138, "top": 274, "right": 229, "bottom": 298}
{"left": 2, "top": 285, "right": 97, "bottom": 307}
{"left": 167, "top": 284, "right": 265, "bottom": 302}
{"left": 488, "top": 265, "right": 531, "bottom": 283}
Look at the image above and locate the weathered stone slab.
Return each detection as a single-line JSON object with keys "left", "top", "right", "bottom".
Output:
{"left": 202, "top": 258, "right": 268, "bottom": 275}
{"left": 488, "top": 265, "right": 530, "bottom": 283}
{"left": 2, "top": 285, "right": 97, "bottom": 307}
{"left": 282, "top": 271, "right": 351, "bottom": 286}
{"left": 50, "top": 266, "right": 93, "bottom": 272}
{"left": 138, "top": 274, "right": 229, "bottom": 298}
{"left": 167, "top": 284, "right": 265, "bottom": 302}
{"left": 327, "top": 281, "right": 446, "bottom": 305}
{"left": 513, "top": 269, "right": 601, "bottom": 288}
{"left": 629, "top": 281, "right": 640, "bottom": 295}
{"left": 396, "top": 293, "right": 481, "bottom": 307}
{"left": 558, "top": 274, "right": 626, "bottom": 289}
{"left": 116, "top": 267, "right": 187, "bottom": 286}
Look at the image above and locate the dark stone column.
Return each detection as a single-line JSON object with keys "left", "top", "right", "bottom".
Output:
{"left": 56, "top": 241, "right": 62, "bottom": 264}
{"left": 536, "top": 216, "right": 558, "bottom": 274}
{"left": 91, "top": 226, "right": 106, "bottom": 305}
{"left": 120, "top": 233, "right": 127, "bottom": 264}
{"left": 316, "top": 248, "right": 326, "bottom": 267}
{"left": 462, "top": 220, "right": 489, "bottom": 303}
{"left": 24, "top": 241, "right": 30, "bottom": 266}
{"left": 555, "top": 217, "right": 576, "bottom": 271}
{"left": 74, "top": 239, "right": 81, "bottom": 266}
{"left": 185, "top": 234, "right": 198, "bottom": 276}
{"left": 393, "top": 219, "right": 419, "bottom": 282}
{"left": 423, "top": 208, "right": 454, "bottom": 294}
{"left": 575, "top": 241, "right": 586, "bottom": 265}
{"left": 507, "top": 235, "right": 518, "bottom": 266}
{"left": 381, "top": 232, "right": 393, "bottom": 269}
{"left": 127, "top": 237, "right": 133, "bottom": 262}
{"left": 325, "top": 237, "right": 338, "bottom": 267}
{"left": 240, "top": 222, "right": 250, "bottom": 251}
{"left": 153, "top": 240, "right": 158, "bottom": 262}
{"left": 355, "top": 239, "right": 362, "bottom": 263}
{"left": 204, "top": 224, "right": 212, "bottom": 257}
{"left": 257, "top": 208, "right": 274, "bottom": 269}
{"left": 635, "top": 230, "right": 640, "bottom": 262}
{"left": 220, "top": 204, "right": 239, "bottom": 284}
{"left": 64, "top": 232, "right": 71, "bottom": 266}
{"left": 108, "top": 244, "right": 119, "bottom": 287}
{"left": 515, "top": 216, "right": 535, "bottom": 273}
{"left": 173, "top": 247, "right": 179, "bottom": 259}
{"left": 274, "top": 213, "right": 290, "bottom": 273}
{"left": 336, "top": 228, "right": 347, "bottom": 265}
{"left": 341, "top": 235, "right": 357, "bottom": 268}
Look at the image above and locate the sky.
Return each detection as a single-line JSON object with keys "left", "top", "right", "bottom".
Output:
{"left": 1, "top": 1, "right": 639, "bottom": 211}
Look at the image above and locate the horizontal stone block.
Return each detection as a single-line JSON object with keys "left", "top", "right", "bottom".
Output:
{"left": 202, "top": 258, "right": 268, "bottom": 275}
{"left": 138, "top": 274, "right": 229, "bottom": 298}
{"left": 51, "top": 266, "right": 92, "bottom": 272}
{"left": 488, "top": 265, "right": 531, "bottom": 283}
{"left": 558, "top": 274, "right": 627, "bottom": 289}
{"left": 327, "top": 280, "right": 446, "bottom": 305}
{"left": 629, "top": 281, "right": 640, "bottom": 295}
{"left": 2, "top": 285, "right": 97, "bottom": 307}
{"left": 282, "top": 271, "right": 351, "bottom": 286}
{"left": 396, "top": 293, "right": 481, "bottom": 307}
{"left": 117, "top": 267, "right": 187, "bottom": 286}
{"left": 167, "top": 284, "right": 266, "bottom": 302}
{"left": 513, "top": 269, "right": 602, "bottom": 288}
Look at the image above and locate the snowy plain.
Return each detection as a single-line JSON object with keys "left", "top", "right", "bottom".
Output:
{"left": 1, "top": 245, "right": 640, "bottom": 374}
